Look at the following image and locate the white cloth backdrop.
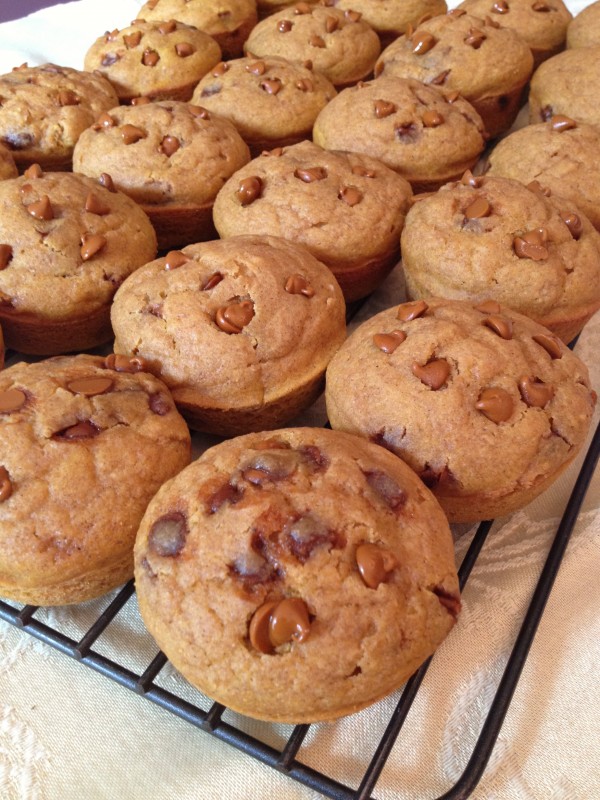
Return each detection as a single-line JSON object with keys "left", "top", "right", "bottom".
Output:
{"left": 0, "top": 1, "right": 598, "bottom": 798}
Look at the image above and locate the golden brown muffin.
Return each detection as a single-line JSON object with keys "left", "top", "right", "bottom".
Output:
{"left": 244, "top": 4, "right": 381, "bottom": 87}
{"left": 137, "top": 0, "right": 258, "bottom": 59}
{"left": 458, "top": 0, "right": 571, "bottom": 67}
{"left": 0, "top": 168, "right": 157, "bottom": 355}
{"left": 528, "top": 46, "right": 600, "bottom": 127}
{"left": 192, "top": 56, "right": 336, "bottom": 156}
{"left": 567, "top": 0, "right": 600, "bottom": 48}
{"left": 111, "top": 235, "right": 346, "bottom": 435}
{"left": 83, "top": 20, "right": 222, "bottom": 104}
{"left": 134, "top": 426, "right": 460, "bottom": 722}
{"left": 312, "top": 77, "right": 486, "bottom": 192}
{"left": 332, "top": 0, "right": 448, "bottom": 46}
{"left": 0, "top": 143, "right": 17, "bottom": 181}
{"left": 212, "top": 141, "right": 413, "bottom": 301}
{"left": 374, "top": 10, "right": 534, "bottom": 138}
{"left": 257, "top": 0, "right": 318, "bottom": 17}
{"left": 400, "top": 174, "right": 600, "bottom": 343}
{"left": 0, "top": 354, "right": 191, "bottom": 606}
{"left": 73, "top": 102, "right": 250, "bottom": 251}
{"left": 485, "top": 116, "right": 600, "bottom": 232}
{"left": 326, "top": 298, "right": 596, "bottom": 523}
{"left": 0, "top": 63, "right": 118, "bottom": 172}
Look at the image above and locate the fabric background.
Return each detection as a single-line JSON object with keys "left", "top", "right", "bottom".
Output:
{"left": 0, "top": 2, "right": 598, "bottom": 798}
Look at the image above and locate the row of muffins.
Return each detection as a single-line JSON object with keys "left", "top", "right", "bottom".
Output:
{"left": 0, "top": 0, "right": 598, "bottom": 727}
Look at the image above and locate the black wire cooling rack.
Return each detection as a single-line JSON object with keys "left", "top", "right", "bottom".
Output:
{"left": 0, "top": 415, "right": 598, "bottom": 799}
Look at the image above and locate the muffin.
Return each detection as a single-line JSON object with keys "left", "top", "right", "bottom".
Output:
{"left": 212, "top": 141, "right": 413, "bottom": 301}
{"left": 73, "top": 101, "right": 250, "bottom": 251}
{"left": 458, "top": 0, "right": 571, "bottom": 67}
{"left": 374, "top": 10, "right": 534, "bottom": 138}
{"left": 0, "top": 63, "right": 118, "bottom": 171}
{"left": 326, "top": 298, "right": 596, "bottom": 523}
{"left": 83, "top": 20, "right": 222, "bottom": 103}
{"left": 134, "top": 426, "right": 461, "bottom": 722}
{"left": 111, "top": 235, "right": 346, "bottom": 435}
{"left": 567, "top": 0, "right": 600, "bottom": 49}
{"left": 528, "top": 46, "right": 600, "bottom": 128}
{"left": 191, "top": 56, "right": 336, "bottom": 156}
{"left": 244, "top": 4, "right": 381, "bottom": 88}
{"left": 312, "top": 77, "right": 486, "bottom": 192}
{"left": 400, "top": 174, "right": 600, "bottom": 343}
{"left": 485, "top": 116, "right": 600, "bottom": 232}
{"left": 0, "top": 354, "right": 191, "bottom": 605}
{"left": 137, "top": 0, "right": 258, "bottom": 59}
{"left": 0, "top": 143, "right": 17, "bottom": 181}
{"left": 332, "top": 0, "right": 448, "bottom": 46}
{"left": 0, "top": 168, "right": 157, "bottom": 355}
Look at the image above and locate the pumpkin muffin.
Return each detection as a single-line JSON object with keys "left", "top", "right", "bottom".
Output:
{"left": 134, "top": 426, "right": 460, "bottom": 722}
{"left": 400, "top": 173, "right": 600, "bottom": 343}
{"left": 528, "top": 46, "right": 600, "bottom": 128}
{"left": 0, "top": 168, "right": 157, "bottom": 355}
{"left": 111, "top": 235, "right": 346, "bottom": 435}
{"left": 458, "top": 0, "right": 571, "bottom": 67}
{"left": 192, "top": 56, "right": 336, "bottom": 156}
{"left": 326, "top": 298, "right": 596, "bottom": 522}
{"left": 332, "top": 0, "right": 448, "bottom": 46}
{"left": 485, "top": 116, "right": 600, "bottom": 232}
{"left": 244, "top": 4, "right": 381, "bottom": 87}
{"left": 73, "top": 101, "right": 250, "bottom": 251}
{"left": 374, "top": 9, "right": 534, "bottom": 138}
{"left": 566, "top": 0, "right": 600, "bottom": 49}
{"left": 212, "top": 141, "right": 413, "bottom": 301}
{"left": 312, "top": 77, "right": 486, "bottom": 192}
{"left": 137, "top": 0, "right": 258, "bottom": 59}
{"left": 0, "top": 63, "right": 118, "bottom": 172}
{"left": 0, "top": 353, "right": 191, "bottom": 606}
{"left": 83, "top": 20, "right": 222, "bottom": 104}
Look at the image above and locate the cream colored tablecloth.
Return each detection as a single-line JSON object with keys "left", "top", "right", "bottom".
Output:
{"left": 0, "top": 2, "right": 599, "bottom": 798}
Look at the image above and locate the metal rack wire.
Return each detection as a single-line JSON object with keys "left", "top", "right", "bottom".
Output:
{"left": 1, "top": 417, "right": 598, "bottom": 799}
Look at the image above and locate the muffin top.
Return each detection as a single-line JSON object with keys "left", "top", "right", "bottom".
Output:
{"left": 0, "top": 353, "right": 191, "bottom": 602}
{"left": 137, "top": 0, "right": 257, "bottom": 37}
{"left": 73, "top": 102, "right": 250, "bottom": 208}
{"left": 375, "top": 10, "right": 533, "bottom": 100}
{"left": 325, "top": 298, "right": 596, "bottom": 500}
{"left": 567, "top": 0, "right": 600, "bottom": 48}
{"left": 192, "top": 56, "right": 336, "bottom": 148}
{"left": 134, "top": 426, "right": 460, "bottom": 722}
{"left": 83, "top": 20, "right": 222, "bottom": 102}
{"left": 528, "top": 46, "right": 600, "bottom": 127}
{"left": 312, "top": 77, "right": 486, "bottom": 188}
{"left": 0, "top": 169, "right": 157, "bottom": 320}
{"left": 332, "top": 0, "right": 448, "bottom": 36}
{"left": 485, "top": 116, "right": 600, "bottom": 232}
{"left": 458, "top": 0, "right": 571, "bottom": 60}
{"left": 400, "top": 174, "right": 600, "bottom": 329}
{"left": 111, "top": 234, "right": 346, "bottom": 410}
{"left": 0, "top": 63, "right": 118, "bottom": 168}
{"left": 213, "top": 140, "right": 412, "bottom": 269}
{"left": 244, "top": 4, "right": 381, "bottom": 86}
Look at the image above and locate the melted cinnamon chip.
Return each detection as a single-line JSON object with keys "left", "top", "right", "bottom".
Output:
{"left": 80, "top": 234, "right": 107, "bottom": 261}
{"left": 207, "top": 481, "right": 244, "bottom": 514}
{"left": 483, "top": 314, "right": 513, "bottom": 339}
{"left": 373, "top": 330, "right": 406, "bottom": 353}
{"left": 356, "top": 543, "right": 397, "bottom": 589}
{"left": 148, "top": 511, "right": 188, "bottom": 557}
{"left": 412, "top": 359, "right": 450, "bottom": 390}
{"left": 475, "top": 387, "right": 513, "bottom": 422}
{"left": 26, "top": 195, "right": 53, "bottom": 220}
{"left": 0, "top": 388, "right": 26, "bottom": 413}
{"left": 215, "top": 300, "right": 255, "bottom": 333}
{"left": 397, "top": 299, "right": 428, "bottom": 321}
{"left": 285, "top": 274, "right": 315, "bottom": 297}
{"left": 519, "top": 376, "right": 554, "bottom": 408}
{"left": 67, "top": 377, "right": 113, "bottom": 396}
{"left": 53, "top": 420, "right": 101, "bottom": 440}
{"left": 249, "top": 597, "right": 311, "bottom": 654}
{"left": 411, "top": 31, "right": 437, "bottom": 54}
{"left": 532, "top": 333, "right": 562, "bottom": 359}
{"left": 164, "top": 250, "right": 188, "bottom": 270}
{"left": 364, "top": 470, "right": 407, "bottom": 511}
{"left": 236, "top": 176, "right": 263, "bottom": 205}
